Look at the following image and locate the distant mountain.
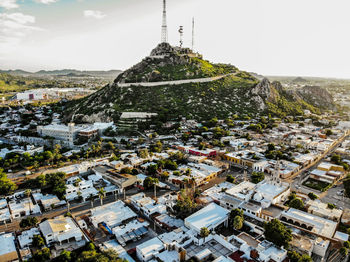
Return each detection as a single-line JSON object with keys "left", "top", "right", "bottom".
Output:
{"left": 64, "top": 43, "right": 334, "bottom": 124}
{"left": 0, "top": 69, "right": 33, "bottom": 76}
{"left": 292, "top": 77, "right": 308, "bottom": 83}
{"left": 0, "top": 69, "right": 122, "bottom": 78}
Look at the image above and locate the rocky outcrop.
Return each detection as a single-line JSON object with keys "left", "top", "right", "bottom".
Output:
{"left": 296, "top": 86, "right": 335, "bottom": 110}
{"left": 250, "top": 78, "right": 280, "bottom": 105}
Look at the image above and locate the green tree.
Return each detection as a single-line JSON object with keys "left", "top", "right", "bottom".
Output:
{"left": 230, "top": 208, "right": 244, "bottom": 221}
{"left": 200, "top": 227, "right": 210, "bottom": 242}
{"left": 98, "top": 187, "right": 106, "bottom": 206}
{"left": 233, "top": 216, "right": 244, "bottom": 230}
{"left": 344, "top": 241, "right": 350, "bottom": 249}
{"left": 20, "top": 217, "right": 38, "bottom": 228}
{"left": 340, "top": 247, "right": 348, "bottom": 257}
{"left": 32, "top": 234, "right": 45, "bottom": 248}
{"left": 264, "top": 219, "right": 292, "bottom": 248}
{"left": 326, "top": 129, "right": 333, "bottom": 136}
{"left": 147, "top": 164, "right": 158, "bottom": 176}
{"left": 289, "top": 198, "right": 304, "bottom": 210}
{"left": 0, "top": 168, "right": 17, "bottom": 195}
{"left": 251, "top": 172, "right": 265, "bottom": 184}
{"left": 308, "top": 192, "right": 318, "bottom": 200}
{"left": 29, "top": 247, "right": 51, "bottom": 262}
{"left": 327, "top": 203, "right": 336, "bottom": 210}
{"left": 143, "top": 177, "right": 159, "bottom": 189}
{"left": 58, "top": 250, "right": 71, "bottom": 262}
{"left": 288, "top": 251, "right": 312, "bottom": 262}
{"left": 226, "top": 174, "right": 235, "bottom": 183}
{"left": 331, "top": 154, "right": 341, "bottom": 165}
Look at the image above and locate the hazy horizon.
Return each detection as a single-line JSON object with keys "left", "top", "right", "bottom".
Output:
{"left": 1, "top": 0, "right": 350, "bottom": 79}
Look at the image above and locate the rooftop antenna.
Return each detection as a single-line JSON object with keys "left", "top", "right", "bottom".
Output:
{"left": 179, "top": 26, "right": 184, "bottom": 48}
{"left": 192, "top": 17, "right": 195, "bottom": 51}
{"left": 161, "top": 0, "right": 168, "bottom": 43}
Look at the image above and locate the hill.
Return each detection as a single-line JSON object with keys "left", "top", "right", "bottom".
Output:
{"left": 64, "top": 43, "right": 335, "bottom": 123}
{"left": 0, "top": 69, "right": 122, "bottom": 78}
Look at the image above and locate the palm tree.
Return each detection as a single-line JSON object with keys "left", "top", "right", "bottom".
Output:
{"left": 25, "top": 189, "right": 32, "bottom": 214}
{"left": 200, "top": 227, "right": 210, "bottom": 243}
{"left": 98, "top": 188, "right": 106, "bottom": 206}
{"left": 90, "top": 194, "right": 94, "bottom": 208}
{"left": 152, "top": 178, "right": 159, "bottom": 199}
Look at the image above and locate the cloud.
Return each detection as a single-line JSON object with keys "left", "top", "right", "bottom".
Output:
{"left": 0, "top": 12, "right": 42, "bottom": 53}
{"left": 84, "top": 10, "right": 106, "bottom": 19}
{"left": 35, "top": 0, "right": 58, "bottom": 4}
{"left": 0, "top": 0, "right": 19, "bottom": 9}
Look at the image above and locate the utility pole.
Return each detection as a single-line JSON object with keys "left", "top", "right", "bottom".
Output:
{"left": 154, "top": 183, "right": 157, "bottom": 199}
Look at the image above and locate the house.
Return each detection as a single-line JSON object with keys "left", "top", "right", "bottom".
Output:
{"left": 184, "top": 203, "right": 229, "bottom": 233}
{"left": 136, "top": 237, "right": 165, "bottom": 261}
{"left": 18, "top": 227, "right": 41, "bottom": 248}
{"left": 39, "top": 216, "right": 84, "bottom": 246}
{"left": 0, "top": 233, "right": 18, "bottom": 262}
{"left": 8, "top": 197, "right": 41, "bottom": 220}
{"left": 90, "top": 200, "right": 137, "bottom": 229}
{"left": 0, "top": 199, "right": 11, "bottom": 224}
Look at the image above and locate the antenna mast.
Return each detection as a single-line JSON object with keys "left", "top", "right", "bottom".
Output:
{"left": 192, "top": 17, "right": 195, "bottom": 51}
{"left": 179, "top": 26, "right": 184, "bottom": 48}
{"left": 161, "top": 0, "right": 168, "bottom": 43}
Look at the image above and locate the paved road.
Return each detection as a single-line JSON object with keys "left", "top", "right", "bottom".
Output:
{"left": 117, "top": 73, "right": 236, "bottom": 87}
{"left": 285, "top": 131, "right": 349, "bottom": 184}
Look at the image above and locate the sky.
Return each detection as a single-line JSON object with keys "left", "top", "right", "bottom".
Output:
{"left": 0, "top": 0, "right": 350, "bottom": 78}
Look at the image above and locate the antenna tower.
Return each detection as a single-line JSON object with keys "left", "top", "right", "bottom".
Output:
{"left": 192, "top": 17, "right": 195, "bottom": 50}
{"left": 161, "top": 0, "right": 168, "bottom": 43}
{"left": 179, "top": 26, "right": 184, "bottom": 48}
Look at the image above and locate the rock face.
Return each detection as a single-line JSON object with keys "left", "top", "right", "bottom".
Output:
{"left": 64, "top": 44, "right": 334, "bottom": 123}
{"left": 296, "top": 86, "right": 335, "bottom": 110}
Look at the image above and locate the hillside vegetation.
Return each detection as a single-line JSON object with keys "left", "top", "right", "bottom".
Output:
{"left": 64, "top": 43, "right": 334, "bottom": 123}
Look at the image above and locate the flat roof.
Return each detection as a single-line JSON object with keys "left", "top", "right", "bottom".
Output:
{"left": 282, "top": 208, "right": 337, "bottom": 238}
{"left": 137, "top": 237, "right": 164, "bottom": 258}
{"left": 0, "top": 233, "right": 17, "bottom": 259}
{"left": 185, "top": 203, "right": 229, "bottom": 232}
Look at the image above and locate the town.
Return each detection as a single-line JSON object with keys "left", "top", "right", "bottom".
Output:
{"left": 0, "top": 99, "right": 350, "bottom": 262}
{"left": 1, "top": 0, "right": 350, "bottom": 262}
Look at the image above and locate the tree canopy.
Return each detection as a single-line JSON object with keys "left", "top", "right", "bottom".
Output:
{"left": 264, "top": 219, "right": 292, "bottom": 248}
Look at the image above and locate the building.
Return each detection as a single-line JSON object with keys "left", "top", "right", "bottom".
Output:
{"left": 90, "top": 200, "right": 137, "bottom": 229}
{"left": 37, "top": 123, "right": 78, "bottom": 146}
{"left": 306, "top": 199, "right": 343, "bottom": 222}
{"left": 280, "top": 208, "right": 337, "bottom": 239}
{"left": 136, "top": 237, "right": 165, "bottom": 262}
{"left": 8, "top": 197, "right": 41, "bottom": 220}
{"left": 0, "top": 233, "right": 18, "bottom": 262}
{"left": 184, "top": 203, "right": 229, "bottom": 233}
{"left": 18, "top": 227, "right": 41, "bottom": 248}
{"left": 39, "top": 216, "right": 84, "bottom": 246}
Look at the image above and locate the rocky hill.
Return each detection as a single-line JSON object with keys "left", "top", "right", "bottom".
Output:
{"left": 64, "top": 43, "right": 335, "bottom": 123}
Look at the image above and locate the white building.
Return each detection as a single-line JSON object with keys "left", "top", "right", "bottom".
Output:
{"left": 184, "top": 203, "right": 229, "bottom": 233}
{"left": 136, "top": 237, "right": 165, "bottom": 262}
{"left": 37, "top": 123, "right": 78, "bottom": 146}
{"left": 280, "top": 208, "right": 338, "bottom": 239}
{"left": 18, "top": 227, "right": 41, "bottom": 248}
{"left": 0, "top": 233, "right": 18, "bottom": 262}
{"left": 39, "top": 216, "right": 84, "bottom": 246}
{"left": 8, "top": 198, "right": 41, "bottom": 220}
{"left": 90, "top": 200, "right": 137, "bottom": 229}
